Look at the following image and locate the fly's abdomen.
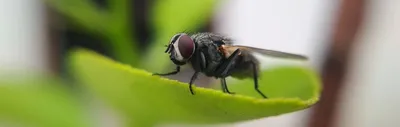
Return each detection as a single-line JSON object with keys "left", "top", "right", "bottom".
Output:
{"left": 229, "top": 54, "right": 261, "bottom": 79}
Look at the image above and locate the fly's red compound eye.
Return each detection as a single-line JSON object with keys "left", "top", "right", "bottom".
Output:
{"left": 177, "top": 34, "right": 195, "bottom": 59}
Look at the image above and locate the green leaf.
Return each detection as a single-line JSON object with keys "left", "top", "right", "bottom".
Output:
{"left": 68, "top": 48, "right": 321, "bottom": 126}
{"left": 0, "top": 75, "right": 89, "bottom": 127}
{"left": 141, "top": 0, "right": 218, "bottom": 72}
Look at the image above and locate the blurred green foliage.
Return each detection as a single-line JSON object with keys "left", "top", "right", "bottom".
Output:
{"left": 0, "top": 0, "right": 322, "bottom": 126}
{"left": 45, "top": 0, "right": 218, "bottom": 72}
{"left": 0, "top": 75, "right": 89, "bottom": 127}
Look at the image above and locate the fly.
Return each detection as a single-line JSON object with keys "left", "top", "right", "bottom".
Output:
{"left": 152, "top": 32, "right": 308, "bottom": 98}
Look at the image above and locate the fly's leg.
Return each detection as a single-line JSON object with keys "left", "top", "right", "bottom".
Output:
{"left": 220, "top": 78, "right": 235, "bottom": 94}
{"left": 215, "top": 49, "right": 241, "bottom": 77}
{"left": 215, "top": 48, "right": 241, "bottom": 94}
{"left": 189, "top": 72, "right": 200, "bottom": 95}
{"left": 152, "top": 66, "right": 180, "bottom": 76}
{"left": 187, "top": 51, "right": 207, "bottom": 95}
{"left": 250, "top": 62, "right": 267, "bottom": 98}
{"left": 220, "top": 78, "right": 227, "bottom": 93}
{"left": 199, "top": 52, "right": 207, "bottom": 70}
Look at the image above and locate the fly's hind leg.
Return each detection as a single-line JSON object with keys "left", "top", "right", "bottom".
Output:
{"left": 250, "top": 61, "right": 267, "bottom": 98}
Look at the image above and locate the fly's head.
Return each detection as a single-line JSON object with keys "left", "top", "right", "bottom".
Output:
{"left": 164, "top": 33, "right": 196, "bottom": 66}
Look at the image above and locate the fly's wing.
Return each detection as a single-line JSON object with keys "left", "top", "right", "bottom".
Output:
{"left": 228, "top": 45, "right": 308, "bottom": 60}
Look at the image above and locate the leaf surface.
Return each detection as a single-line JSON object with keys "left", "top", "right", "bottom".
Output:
{"left": 69, "top": 49, "right": 321, "bottom": 126}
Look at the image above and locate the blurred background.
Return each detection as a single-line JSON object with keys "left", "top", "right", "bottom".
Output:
{"left": 1, "top": 0, "right": 399, "bottom": 127}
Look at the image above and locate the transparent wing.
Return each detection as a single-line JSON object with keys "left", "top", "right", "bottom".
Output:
{"left": 230, "top": 45, "right": 308, "bottom": 60}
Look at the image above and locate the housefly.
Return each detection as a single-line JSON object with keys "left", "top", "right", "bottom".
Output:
{"left": 152, "top": 32, "right": 308, "bottom": 98}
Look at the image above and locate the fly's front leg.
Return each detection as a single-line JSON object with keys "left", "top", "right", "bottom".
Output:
{"left": 152, "top": 66, "right": 180, "bottom": 76}
{"left": 189, "top": 72, "right": 200, "bottom": 95}
{"left": 187, "top": 50, "right": 207, "bottom": 95}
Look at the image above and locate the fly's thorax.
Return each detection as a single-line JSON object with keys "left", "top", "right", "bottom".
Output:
{"left": 190, "top": 33, "right": 225, "bottom": 62}
{"left": 189, "top": 37, "right": 226, "bottom": 76}
{"left": 202, "top": 42, "right": 224, "bottom": 63}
